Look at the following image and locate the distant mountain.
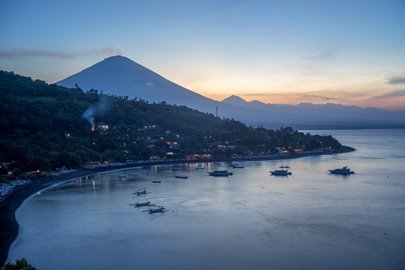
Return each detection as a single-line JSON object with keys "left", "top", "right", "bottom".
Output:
{"left": 57, "top": 56, "right": 288, "bottom": 125}
{"left": 221, "top": 96, "right": 405, "bottom": 129}
{"left": 58, "top": 55, "right": 405, "bottom": 129}
{"left": 222, "top": 95, "right": 249, "bottom": 107}
{"left": 58, "top": 55, "right": 218, "bottom": 112}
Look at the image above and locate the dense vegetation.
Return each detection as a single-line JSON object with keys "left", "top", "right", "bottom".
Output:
{"left": 0, "top": 71, "right": 341, "bottom": 175}
{"left": 1, "top": 259, "right": 36, "bottom": 270}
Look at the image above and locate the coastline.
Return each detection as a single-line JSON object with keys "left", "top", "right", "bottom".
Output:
{"left": 0, "top": 145, "right": 354, "bottom": 266}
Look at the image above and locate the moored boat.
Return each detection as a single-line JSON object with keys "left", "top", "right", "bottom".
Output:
{"left": 270, "top": 169, "right": 292, "bottom": 176}
{"left": 208, "top": 170, "right": 233, "bottom": 177}
{"left": 134, "top": 189, "right": 147, "bottom": 196}
{"left": 131, "top": 201, "right": 151, "bottom": 207}
{"left": 175, "top": 175, "right": 188, "bottom": 179}
{"left": 329, "top": 166, "right": 354, "bottom": 175}
{"left": 148, "top": 207, "right": 166, "bottom": 214}
{"left": 230, "top": 162, "right": 244, "bottom": 168}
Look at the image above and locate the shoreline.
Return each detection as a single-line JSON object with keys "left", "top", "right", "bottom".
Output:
{"left": 0, "top": 145, "right": 354, "bottom": 266}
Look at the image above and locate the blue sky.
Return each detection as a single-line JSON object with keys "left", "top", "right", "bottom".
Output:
{"left": 1, "top": 0, "right": 405, "bottom": 108}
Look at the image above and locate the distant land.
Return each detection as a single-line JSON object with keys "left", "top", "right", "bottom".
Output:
{"left": 58, "top": 55, "right": 405, "bottom": 129}
{"left": 0, "top": 70, "right": 346, "bottom": 175}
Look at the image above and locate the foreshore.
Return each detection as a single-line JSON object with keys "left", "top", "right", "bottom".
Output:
{"left": 0, "top": 145, "right": 354, "bottom": 266}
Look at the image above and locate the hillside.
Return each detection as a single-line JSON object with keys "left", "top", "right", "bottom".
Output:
{"left": 0, "top": 71, "right": 343, "bottom": 175}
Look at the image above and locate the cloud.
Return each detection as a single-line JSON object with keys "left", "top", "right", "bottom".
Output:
{"left": 303, "top": 49, "right": 338, "bottom": 61}
{"left": 239, "top": 92, "right": 334, "bottom": 105}
{"left": 387, "top": 76, "right": 405, "bottom": 85}
{"left": 146, "top": 82, "right": 154, "bottom": 87}
{"left": 0, "top": 47, "right": 122, "bottom": 59}
{"left": 363, "top": 90, "right": 405, "bottom": 109}
{"left": 238, "top": 89, "right": 380, "bottom": 106}
{"left": 371, "top": 89, "right": 405, "bottom": 99}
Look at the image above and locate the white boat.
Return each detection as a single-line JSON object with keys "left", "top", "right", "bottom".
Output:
{"left": 208, "top": 170, "right": 233, "bottom": 177}
{"left": 329, "top": 166, "right": 354, "bottom": 175}
{"left": 230, "top": 162, "right": 244, "bottom": 168}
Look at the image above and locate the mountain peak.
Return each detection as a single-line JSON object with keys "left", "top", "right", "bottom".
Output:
{"left": 103, "top": 55, "right": 132, "bottom": 62}
{"left": 222, "top": 95, "right": 247, "bottom": 105}
{"left": 97, "top": 55, "right": 142, "bottom": 68}
{"left": 57, "top": 55, "right": 214, "bottom": 111}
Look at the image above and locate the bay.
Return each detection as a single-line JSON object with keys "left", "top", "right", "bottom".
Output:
{"left": 8, "top": 129, "right": 405, "bottom": 270}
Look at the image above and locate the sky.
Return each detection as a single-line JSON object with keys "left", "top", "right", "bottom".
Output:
{"left": 1, "top": 0, "right": 405, "bottom": 109}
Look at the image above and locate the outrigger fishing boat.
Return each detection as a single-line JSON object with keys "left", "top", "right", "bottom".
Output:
{"left": 130, "top": 201, "right": 152, "bottom": 207}
{"left": 133, "top": 189, "right": 148, "bottom": 196}
{"left": 148, "top": 207, "right": 166, "bottom": 214}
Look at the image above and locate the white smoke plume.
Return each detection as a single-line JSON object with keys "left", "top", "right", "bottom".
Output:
{"left": 81, "top": 96, "right": 109, "bottom": 130}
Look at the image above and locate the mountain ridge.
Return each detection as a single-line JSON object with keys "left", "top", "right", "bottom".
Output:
{"left": 57, "top": 55, "right": 405, "bottom": 129}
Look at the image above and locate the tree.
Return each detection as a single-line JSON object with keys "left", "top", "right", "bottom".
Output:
{"left": 2, "top": 258, "right": 36, "bottom": 270}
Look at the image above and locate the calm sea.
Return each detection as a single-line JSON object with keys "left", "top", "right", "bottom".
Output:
{"left": 8, "top": 129, "right": 405, "bottom": 270}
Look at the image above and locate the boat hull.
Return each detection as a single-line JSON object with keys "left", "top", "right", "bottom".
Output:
{"left": 270, "top": 169, "right": 292, "bottom": 176}
{"left": 270, "top": 172, "right": 292, "bottom": 176}
{"left": 329, "top": 170, "right": 354, "bottom": 175}
{"left": 208, "top": 172, "right": 233, "bottom": 177}
{"left": 149, "top": 207, "right": 166, "bottom": 214}
{"left": 175, "top": 176, "right": 188, "bottom": 179}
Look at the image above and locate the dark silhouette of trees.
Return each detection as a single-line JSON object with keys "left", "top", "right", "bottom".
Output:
{"left": 1, "top": 258, "right": 36, "bottom": 270}
{"left": 0, "top": 71, "right": 342, "bottom": 174}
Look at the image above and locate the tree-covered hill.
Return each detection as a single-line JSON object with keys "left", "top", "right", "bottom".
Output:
{"left": 0, "top": 71, "right": 342, "bottom": 175}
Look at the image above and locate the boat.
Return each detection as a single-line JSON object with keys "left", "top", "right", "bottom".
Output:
{"left": 175, "top": 175, "right": 188, "bottom": 179}
{"left": 329, "top": 166, "right": 354, "bottom": 175}
{"left": 208, "top": 170, "right": 233, "bottom": 177}
{"left": 152, "top": 180, "right": 161, "bottom": 183}
{"left": 279, "top": 165, "right": 290, "bottom": 169}
{"left": 196, "top": 165, "right": 205, "bottom": 170}
{"left": 134, "top": 189, "right": 147, "bottom": 196}
{"left": 148, "top": 207, "right": 166, "bottom": 214}
{"left": 270, "top": 169, "right": 292, "bottom": 176}
{"left": 230, "top": 162, "right": 244, "bottom": 168}
{"left": 131, "top": 201, "right": 151, "bottom": 207}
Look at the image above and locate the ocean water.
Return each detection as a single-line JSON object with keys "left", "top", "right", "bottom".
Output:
{"left": 8, "top": 129, "right": 405, "bottom": 270}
